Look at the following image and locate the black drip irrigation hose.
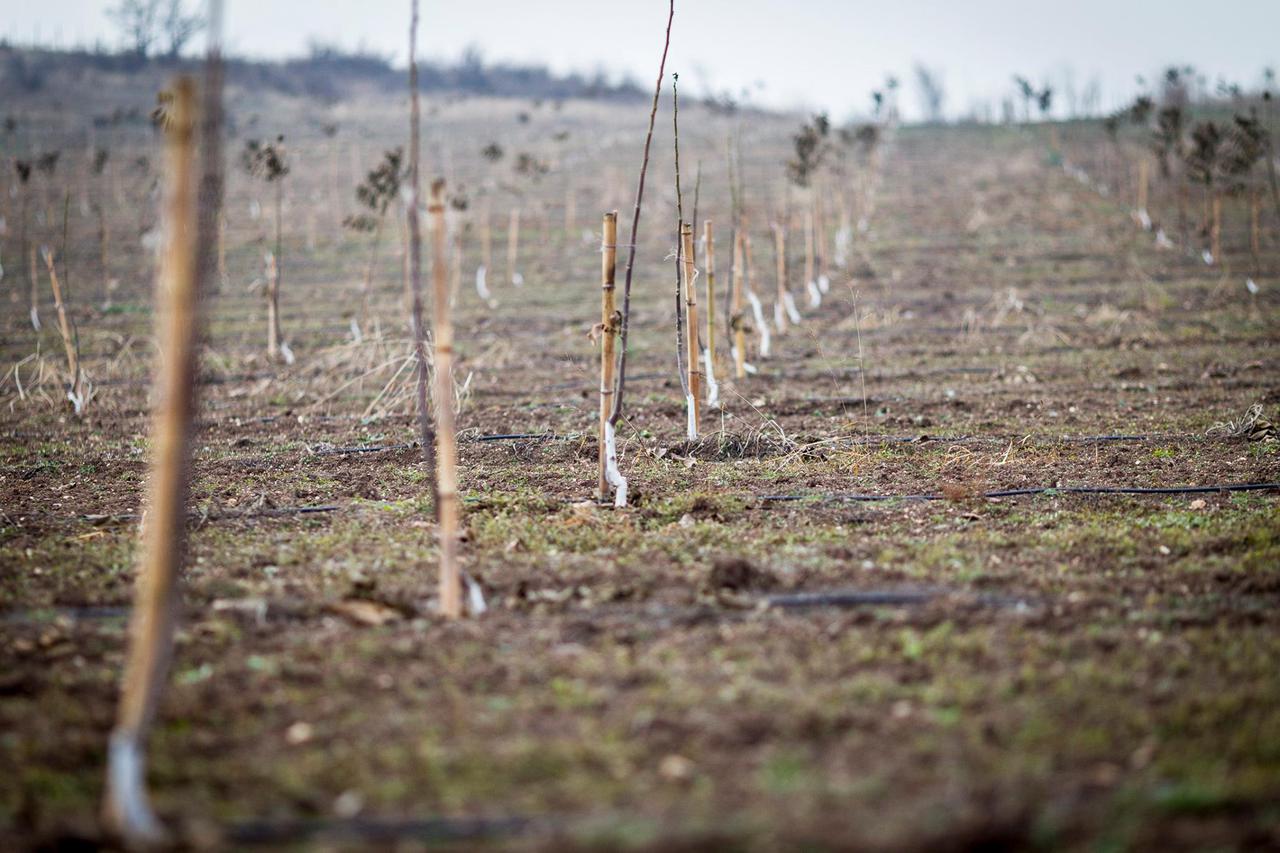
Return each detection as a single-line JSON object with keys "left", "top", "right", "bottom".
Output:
{"left": 765, "top": 587, "right": 1034, "bottom": 610}
{"left": 225, "top": 815, "right": 543, "bottom": 846}
{"left": 76, "top": 504, "right": 342, "bottom": 525}
{"left": 758, "top": 482, "right": 1280, "bottom": 504}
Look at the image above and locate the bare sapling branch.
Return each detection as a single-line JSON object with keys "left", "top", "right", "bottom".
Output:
{"left": 406, "top": 0, "right": 438, "bottom": 516}
{"left": 611, "top": 0, "right": 675, "bottom": 426}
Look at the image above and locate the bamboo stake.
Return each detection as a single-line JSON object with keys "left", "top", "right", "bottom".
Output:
{"left": 1137, "top": 157, "right": 1149, "bottom": 215}
{"left": 731, "top": 228, "right": 746, "bottom": 378}
{"left": 682, "top": 222, "right": 700, "bottom": 431}
{"left": 1251, "top": 188, "right": 1261, "bottom": 269}
{"left": 598, "top": 211, "right": 618, "bottom": 501}
{"left": 772, "top": 220, "right": 787, "bottom": 333}
{"left": 803, "top": 205, "right": 815, "bottom": 292}
{"left": 1211, "top": 193, "right": 1222, "bottom": 263}
{"left": 103, "top": 73, "right": 204, "bottom": 848}
{"left": 217, "top": 212, "right": 227, "bottom": 289}
{"left": 97, "top": 203, "right": 111, "bottom": 307}
{"left": 29, "top": 243, "right": 40, "bottom": 331}
{"left": 265, "top": 251, "right": 281, "bottom": 358}
{"left": 506, "top": 208, "right": 521, "bottom": 286}
{"left": 703, "top": 219, "right": 716, "bottom": 381}
{"left": 429, "top": 180, "right": 461, "bottom": 619}
{"left": 481, "top": 199, "right": 492, "bottom": 274}
{"left": 42, "top": 249, "right": 83, "bottom": 410}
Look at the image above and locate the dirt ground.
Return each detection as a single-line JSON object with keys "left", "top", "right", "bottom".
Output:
{"left": 2, "top": 84, "right": 1279, "bottom": 850}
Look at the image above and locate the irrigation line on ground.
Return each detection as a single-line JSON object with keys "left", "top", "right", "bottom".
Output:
{"left": 758, "top": 482, "right": 1280, "bottom": 504}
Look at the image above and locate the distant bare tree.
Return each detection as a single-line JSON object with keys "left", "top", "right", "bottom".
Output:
{"left": 914, "top": 64, "right": 946, "bottom": 123}
{"left": 109, "top": 0, "right": 161, "bottom": 57}
{"left": 108, "top": 0, "right": 203, "bottom": 59}
{"left": 161, "top": 0, "right": 205, "bottom": 59}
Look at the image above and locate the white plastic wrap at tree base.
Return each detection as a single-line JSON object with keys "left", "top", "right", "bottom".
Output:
{"left": 1202, "top": 250, "right": 1214, "bottom": 266}
{"left": 703, "top": 347, "right": 720, "bottom": 408}
{"left": 834, "top": 226, "right": 852, "bottom": 269}
{"left": 1246, "top": 278, "right": 1260, "bottom": 295}
{"left": 462, "top": 572, "right": 487, "bottom": 616}
{"left": 68, "top": 388, "right": 86, "bottom": 416}
{"left": 784, "top": 291, "right": 801, "bottom": 324}
{"left": 1135, "top": 208, "right": 1152, "bottom": 231}
{"left": 279, "top": 340, "right": 296, "bottom": 365}
{"left": 1155, "top": 229, "right": 1175, "bottom": 250}
{"left": 349, "top": 318, "right": 363, "bottom": 343}
{"left": 475, "top": 265, "right": 491, "bottom": 301}
{"left": 106, "top": 730, "right": 169, "bottom": 846}
{"left": 511, "top": 271, "right": 524, "bottom": 287}
{"left": 746, "top": 291, "right": 771, "bottom": 357}
{"left": 773, "top": 300, "right": 786, "bottom": 333}
{"left": 807, "top": 281, "right": 822, "bottom": 308}
{"left": 603, "top": 420, "right": 627, "bottom": 508}
{"left": 686, "top": 392, "right": 697, "bottom": 440}
{"left": 30, "top": 307, "right": 40, "bottom": 331}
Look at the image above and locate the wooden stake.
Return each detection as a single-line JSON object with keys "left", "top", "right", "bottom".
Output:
{"left": 1137, "top": 157, "right": 1149, "bottom": 213}
{"left": 43, "top": 250, "right": 83, "bottom": 408}
{"left": 97, "top": 203, "right": 111, "bottom": 307}
{"left": 265, "top": 251, "right": 281, "bottom": 358}
{"left": 598, "top": 211, "right": 618, "bottom": 501}
{"left": 1211, "top": 193, "right": 1222, "bottom": 263}
{"left": 682, "top": 222, "right": 700, "bottom": 430}
{"left": 803, "top": 205, "right": 815, "bottom": 290}
{"left": 1251, "top": 188, "right": 1261, "bottom": 267}
{"left": 29, "top": 242, "right": 40, "bottom": 330}
{"left": 430, "top": 180, "right": 461, "bottom": 618}
{"left": 506, "top": 208, "right": 521, "bottom": 286}
{"left": 481, "top": 200, "right": 493, "bottom": 274}
{"left": 703, "top": 219, "right": 716, "bottom": 380}
{"left": 773, "top": 220, "right": 787, "bottom": 333}
{"left": 105, "top": 74, "right": 202, "bottom": 847}
{"left": 731, "top": 228, "right": 746, "bottom": 378}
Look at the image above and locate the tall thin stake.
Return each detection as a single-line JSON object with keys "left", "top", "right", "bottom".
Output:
{"left": 703, "top": 219, "right": 716, "bottom": 380}
{"left": 42, "top": 249, "right": 83, "bottom": 410}
{"left": 429, "top": 180, "right": 461, "bottom": 618}
{"left": 611, "top": 0, "right": 675, "bottom": 426}
{"left": 406, "top": 0, "right": 438, "bottom": 513}
{"left": 682, "top": 222, "right": 700, "bottom": 433}
{"left": 731, "top": 228, "right": 746, "bottom": 378}
{"left": 598, "top": 211, "right": 619, "bottom": 501}
{"left": 103, "top": 70, "right": 207, "bottom": 847}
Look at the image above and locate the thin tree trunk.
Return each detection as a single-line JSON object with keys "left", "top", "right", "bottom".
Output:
{"left": 406, "top": 0, "right": 438, "bottom": 517}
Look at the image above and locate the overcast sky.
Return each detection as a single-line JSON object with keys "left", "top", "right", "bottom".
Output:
{"left": 6, "top": 0, "right": 1278, "bottom": 120}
